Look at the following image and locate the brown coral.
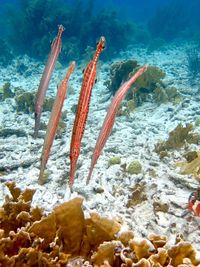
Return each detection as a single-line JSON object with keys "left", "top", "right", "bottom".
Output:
{"left": 155, "top": 123, "right": 200, "bottom": 155}
{"left": 0, "top": 182, "right": 200, "bottom": 267}
{"left": 105, "top": 60, "right": 139, "bottom": 95}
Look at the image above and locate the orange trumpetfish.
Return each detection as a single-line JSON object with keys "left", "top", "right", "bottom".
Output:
{"left": 38, "top": 62, "right": 75, "bottom": 185}
{"left": 69, "top": 36, "right": 105, "bottom": 188}
{"left": 86, "top": 65, "right": 147, "bottom": 184}
{"left": 34, "top": 25, "right": 64, "bottom": 139}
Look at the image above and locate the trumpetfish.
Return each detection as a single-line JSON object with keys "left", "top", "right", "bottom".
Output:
{"left": 69, "top": 36, "right": 105, "bottom": 188}
{"left": 34, "top": 24, "right": 64, "bottom": 139}
{"left": 188, "top": 189, "right": 200, "bottom": 216}
{"left": 38, "top": 62, "right": 75, "bottom": 185}
{"left": 86, "top": 65, "right": 147, "bottom": 184}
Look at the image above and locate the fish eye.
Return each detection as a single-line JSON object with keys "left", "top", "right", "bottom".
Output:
{"left": 189, "top": 192, "right": 196, "bottom": 201}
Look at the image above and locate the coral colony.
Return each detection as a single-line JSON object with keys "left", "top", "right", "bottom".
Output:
{"left": 0, "top": 182, "right": 200, "bottom": 266}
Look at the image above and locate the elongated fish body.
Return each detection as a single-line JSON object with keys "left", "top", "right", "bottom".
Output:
{"left": 69, "top": 36, "right": 105, "bottom": 188}
{"left": 86, "top": 65, "right": 147, "bottom": 184}
{"left": 38, "top": 62, "right": 75, "bottom": 185}
{"left": 188, "top": 190, "right": 200, "bottom": 216}
{"left": 34, "top": 25, "right": 64, "bottom": 139}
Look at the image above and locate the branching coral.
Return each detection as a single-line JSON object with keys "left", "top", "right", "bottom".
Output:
{"left": 105, "top": 60, "right": 139, "bottom": 95}
{"left": 106, "top": 61, "right": 180, "bottom": 109}
{"left": 155, "top": 123, "right": 200, "bottom": 155}
{"left": 0, "top": 182, "right": 200, "bottom": 266}
{"left": 179, "top": 150, "right": 200, "bottom": 181}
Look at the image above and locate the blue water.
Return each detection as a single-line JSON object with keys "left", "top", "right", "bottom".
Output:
{"left": 0, "top": 0, "right": 200, "bottom": 62}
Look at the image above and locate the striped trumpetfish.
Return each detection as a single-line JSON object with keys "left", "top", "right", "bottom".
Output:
{"left": 34, "top": 25, "right": 64, "bottom": 138}
{"left": 69, "top": 36, "right": 105, "bottom": 188}
{"left": 86, "top": 65, "right": 147, "bottom": 184}
{"left": 38, "top": 62, "right": 75, "bottom": 184}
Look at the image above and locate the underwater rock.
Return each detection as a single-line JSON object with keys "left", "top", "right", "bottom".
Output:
{"left": 0, "top": 82, "right": 15, "bottom": 100}
{"left": 0, "top": 128, "right": 27, "bottom": 138}
{"left": 117, "top": 99, "right": 137, "bottom": 117}
{"left": 15, "top": 91, "right": 36, "bottom": 114}
{"left": 108, "top": 156, "right": 121, "bottom": 167}
{"left": 165, "top": 86, "right": 183, "bottom": 104}
{"left": 127, "top": 160, "right": 142, "bottom": 175}
{"left": 15, "top": 90, "right": 54, "bottom": 114}
{"left": 0, "top": 158, "right": 36, "bottom": 172}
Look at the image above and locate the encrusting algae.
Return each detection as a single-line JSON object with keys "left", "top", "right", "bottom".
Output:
{"left": 0, "top": 181, "right": 200, "bottom": 267}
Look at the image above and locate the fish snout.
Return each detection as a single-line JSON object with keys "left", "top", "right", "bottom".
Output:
{"left": 58, "top": 24, "right": 65, "bottom": 33}
{"left": 100, "top": 36, "right": 106, "bottom": 49}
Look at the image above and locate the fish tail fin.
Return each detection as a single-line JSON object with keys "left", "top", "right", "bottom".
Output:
{"left": 86, "top": 155, "right": 98, "bottom": 185}
{"left": 34, "top": 112, "right": 41, "bottom": 139}
{"left": 86, "top": 167, "right": 93, "bottom": 185}
{"left": 38, "top": 160, "right": 46, "bottom": 185}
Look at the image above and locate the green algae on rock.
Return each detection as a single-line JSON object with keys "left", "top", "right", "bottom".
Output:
{"left": 108, "top": 156, "right": 121, "bottom": 167}
{"left": 127, "top": 160, "right": 142, "bottom": 175}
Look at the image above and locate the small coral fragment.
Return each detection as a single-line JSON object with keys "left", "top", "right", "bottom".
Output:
{"left": 126, "top": 183, "right": 147, "bottom": 208}
{"left": 127, "top": 160, "right": 142, "bottom": 175}
{"left": 108, "top": 156, "right": 121, "bottom": 167}
{"left": 155, "top": 123, "right": 200, "bottom": 155}
{"left": 180, "top": 151, "right": 200, "bottom": 181}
